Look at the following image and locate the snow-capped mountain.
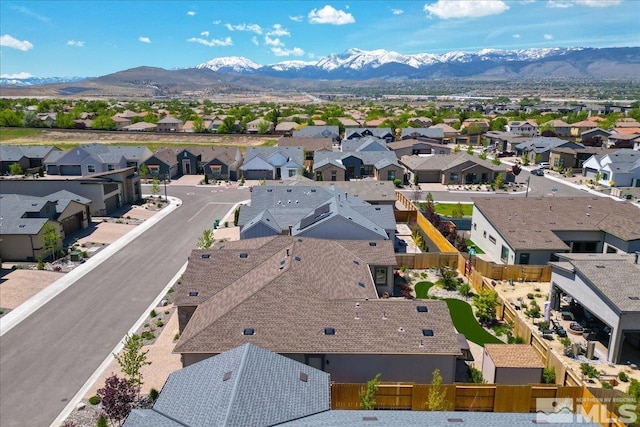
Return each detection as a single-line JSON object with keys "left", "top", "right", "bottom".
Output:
{"left": 192, "top": 46, "right": 637, "bottom": 80}
{"left": 194, "top": 56, "right": 261, "bottom": 73}
{"left": 0, "top": 76, "right": 88, "bottom": 86}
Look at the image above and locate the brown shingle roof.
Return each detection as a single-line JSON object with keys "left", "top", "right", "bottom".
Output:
{"left": 484, "top": 344, "right": 544, "bottom": 368}
{"left": 472, "top": 197, "right": 640, "bottom": 250}
{"left": 174, "top": 236, "right": 460, "bottom": 357}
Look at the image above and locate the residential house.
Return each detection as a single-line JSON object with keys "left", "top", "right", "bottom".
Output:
{"left": 272, "top": 179, "right": 398, "bottom": 206}
{"left": 581, "top": 149, "right": 640, "bottom": 187}
{"left": 111, "top": 116, "right": 131, "bottom": 130}
{"left": 549, "top": 147, "right": 617, "bottom": 171}
{"left": 469, "top": 197, "right": 640, "bottom": 266}
{"left": 387, "top": 138, "right": 453, "bottom": 157}
{"left": 580, "top": 128, "right": 612, "bottom": 147}
{"left": 0, "top": 145, "right": 61, "bottom": 175}
{"left": 337, "top": 117, "right": 360, "bottom": 128}
{"left": 340, "top": 136, "right": 390, "bottom": 153}
{"left": 514, "top": 137, "right": 584, "bottom": 165}
{"left": 277, "top": 137, "right": 332, "bottom": 171}
{"left": 400, "top": 153, "right": 506, "bottom": 185}
{"left": 570, "top": 120, "right": 598, "bottom": 138}
{"left": 173, "top": 146, "right": 242, "bottom": 180}
{"left": 344, "top": 128, "right": 395, "bottom": 143}
{"left": 431, "top": 123, "right": 460, "bottom": 143}
{"left": 73, "top": 119, "right": 93, "bottom": 130}
{"left": 484, "top": 131, "right": 529, "bottom": 152}
{"left": 481, "top": 345, "right": 544, "bottom": 385}
{"left": 246, "top": 118, "right": 268, "bottom": 134}
{"left": 400, "top": 128, "right": 444, "bottom": 142}
{"left": 156, "top": 116, "right": 183, "bottom": 132}
{"left": 237, "top": 185, "right": 396, "bottom": 243}
{"left": 44, "top": 143, "right": 152, "bottom": 175}
{"left": 548, "top": 253, "right": 640, "bottom": 364}
{"left": 241, "top": 147, "right": 304, "bottom": 180}
{"left": 407, "top": 117, "right": 434, "bottom": 127}
{"left": 0, "top": 191, "right": 91, "bottom": 261}
{"left": 292, "top": 126, "right": 340, "bottom": 142}
{"left": 122, "top": 122, "right": 157, "bottom": 132}
{"left": 543, "top": 119, "right": 572, "bottom": 137}
{"left": 506, "top": 120, "right": 538, "bottom": 137}
{"left": 36, "top": 113, "right": 56, "bottom": 127}
{"left": 0, "top": 168, "right": 141, "bottom": 215}
{"left": 140, "top": 148, "right": 179, "bottom": 179}
{"left": 173, "top": 236, "right": 461, "bottom": 383}
{"left": 313, "top": 151, "right": 403, "bottom": 182}
{"left": 608, "top": 133, "right": 640, "bottom": 149}
{"left": 274, "top": 121, "right": 299, "bottom": 136}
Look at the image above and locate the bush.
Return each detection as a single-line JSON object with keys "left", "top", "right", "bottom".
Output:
{"left": 164, "top": 310, "right": 170, "bottom": 315}
{"left": 543, "top": 367, "right": 556, "bottom": 384}
{"left": 96, "top": 415, "right": 108, "bottom": 427}
{"left": 393, "top": 178, "right": 402, "bottom": 188}
{"left": 149, "top": 388, "right": 159, "bottom": 401}
{"left": 150, "top": 309, "right": 157, "bottom": 318}
{"left": 141, "top": 330, "right": 155, "bottom": 340}
{"left": 525, "top": 300, "right": 541, "bottom": 318}
{"left": 88, "top": 395, "right": 101, "bottom": 405}
{"left": 37, "top": 257, "right": 44, "bottom": 270}
{"left": 469, "top": 366, "right": 485, "bottom": 383}
{"left": 580, "top": 363, "right": 599, "bottom": 378}
{"left": 173, "top": 333, "right": 180, "bottom": 341}
{"left": 157, "top": 203, "right": 163, "bottom": 208}
{"left": 601, "top": 381, "right": 613, "bottom": 390}
{"left": 508, "top": 335, "right": 526, "bottom": 344}
{"left": 458, "top": 282, "right": 472, "bottom": 297}
{"left": 619, "top": 371, "right": 629, "bottom": 382}
{"left": 527, "top": 293, "right": 535, "bottom": 300}
{"left": 156, "top": 319, "right": 164, "bottom": 327}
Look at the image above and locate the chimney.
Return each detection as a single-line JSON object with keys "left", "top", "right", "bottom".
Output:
{"left": 288, "top": 225, "right": 293, "bottom": 235}
{"left": 286, "top": 248, "right": 290, "bottom": 257}
{"left": 549, "top": 205, "right": 552, "bottom": 211}
{"left": 635, "top": 251, "right": 639, "bottom": 264}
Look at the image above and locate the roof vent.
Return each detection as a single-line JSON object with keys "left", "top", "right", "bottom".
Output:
{"left": 286, "top": 189, "right": 292, "bottom": 192}
{"left": 223, "top": 371, "right": 232, "bottom": 381}
{"left": 239, "top": 253, "right": 248, "bottom": 258}
{"left": 243, "top": 328, "right": 255, "bottom": 335}
{"left": 629, "top": 296, "right": 640, "bottom": 301}
{"left": 422, "top": 329, "right": 434, "bottom": 336}
{"left": 295, "top": 256, "right": 301, "bottom": 261}
{"left": 355, "top": 302, "right": 361, "bottom": 308}
{"left": 362, "top": 416, "right": 378, "bottom": 421}
{"left": 375, "top": 207, "right": 381, "bottom": 211}
{"left": 369, "top": 242, "right": 377, "bottom": 247}
{"left": 299, "top": 372, "right": 308, "bottom": 382}
{"left": 398, "top": 327, "right": 405, "bottom": 333}
{"left": 189, "top": 291, "right": 199, "bottom": 297}
{"left": 201, "top": 254, "right": 211, "bottom": 259}
{"left": 353, "top": 260, "right": 360, "bottom": 265}
{"left": 311, "top": 189, "right": 316, "bottom": 192}
{"left": 382, "top": 312, "right": 387, "bottom": 320}
{"left": 358, "top": 282, "right": 366, "bottom": 288}
{"left": 280, "top": 260, "right": 286, "bottom": 266}
{"left": 324, "top": 327, "right": 336, "bottom": 335}
{"left": 448, "top": 418, "right": 464, "bottom": 423}
{"left": 419, "top": 340, "right": 425, "bottom": 348}
{"left": 416, "top": 306, "right": 428, "bottom": 313}
{"left": 595, "top": 265, "right": 605, "bottom": 269}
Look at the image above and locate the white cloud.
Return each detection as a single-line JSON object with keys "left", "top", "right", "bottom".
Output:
{"left": 0, "top": 34, "right": 34, "bottom": 51}
{"left": 67, "top": 40, "right": 84, "bottom": 47}
{"left": 264, "top": 35, "right": 283, "bottom": 47}
{"left": 0, "top": 72, "right": 32, "bottom": 79}
{"left": 308, "top": 5, "right": 355, "bottom": 25}
{"left": 268, "top": 24, "right": 290, "bottom": 37}
{"left": 307, "top": 53, "right": 315, "bottom": 59}
{"left": 392, "top": 8, "right": 404, "bottom": 15}
{"left": 200, "top": 31, "right": 210, "bottom": 37}
{"left": 548, "top": 0, "right": 573, "bottom": 7}
{"left": 251, "top": 36, "right": 259, "bottom": 46}
{"left": 213, "top": 20, "right": 221, "bottom": 25}
{"left": 187, "top": 36, "right": 233, "bottom": 47}
{"left": 513, "top": 33, "right": 521, "bottom": 38}
{"left": 187, "top": 10, "right": 196, "bottom": 16}
{"left": 289, "top": 15, "right": 304, "bottom": 22}
{"left": 10, "top": 6, "right": 50, "bottom": 23}
{"left": 224, "top": 23, "right": 262, "bottom": 34}
{"left": 424, "top": 0, "right": 509, "bottom": 19}
{"left": 271, "top": 46, "right": 304, "bottom": 56}
{"left": 139, "top": 36, "right": 151, "bottom": 43}
{"left": 544, "top": 34, "right": 554, "bottom": 40}
{"left": 574, "top": 0, "right": 621, "bottom": 6}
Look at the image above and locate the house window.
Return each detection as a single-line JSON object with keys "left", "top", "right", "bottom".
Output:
{"left": 519, "top": 253, "right": 530, "bottom": 265}
{"left": 488, "top": 235, "right": 496, "bottom": 244}
{"left": 387, "top": 170, "right": 395, "bottom": 181}
{"left": 331, "top": 171, "right": 337, "bottom": 181}
{"left": 500, "top": 246, "right": 509, "bottom": 263}
{"left": 601, "top": 173, "right": 608, "bottom": 181}
{"left": 483, "top": 231, "right": 487, "bottom": 238}
{"left": 288, "top": 169, "right": 296, "bottom": 177}
{"left": 316, "top": 171, "right": 323, "bottom": 181}
{"left": 362, "top": 165, "right": 373, "bottom": 176}
{"left": 450, "top": 172, "right": 458, "bottom": 182}
{"left": 87, "top": 165, "right": 96, "bottom": 173}
{"left": 148, "top": 165, "right": 160, "bottom": 176}
{"left": 107, "top": 164, "right": 115, "bottom": 171}
{"left": 375, "top": 267, "right": 387, "bottom": 285}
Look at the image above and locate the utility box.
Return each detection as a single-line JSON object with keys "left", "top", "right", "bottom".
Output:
{"left": 70, "top": 251, "right": 83, "bottom": 262}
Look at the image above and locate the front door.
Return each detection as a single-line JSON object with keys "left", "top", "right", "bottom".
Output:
{"left": 305, "top": 355, "right": 325, "bottom": 371}
{"left": 182, "top": 160, "right": 191, "bottom": 175}
{"left": 346, "top": 165, "right": 355, "bottom": 180}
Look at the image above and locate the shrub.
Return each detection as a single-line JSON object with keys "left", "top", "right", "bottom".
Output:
{"left": 508, "top": 335, "right": 526, "bottom": 344}
{"left": 560, "top": 337, "right": 572, "bottom": 348}
{"left": 543, "top": 367, "right": 556, "bottom": 384}
{"left": 149, "top": 388, "right": 159, "bottom": 401}
{"left": 156, "top": 319, "right": 164, "bottom": 327}
{"left": 601, "top": 381, "right": 613, "bottom": 390}
{"left": 174, "top": 333, "right": 180, "bottom": 341}
{"left": 157, "top": 203, "right": 163, "bottom": 208}
{"left": 527, "top": 293, "right": 535, "bottom": 300}
{"left": 150, "top": 309, "right": 157, "bottom": 318}
{"left": 164, "top": 310, "right": 170, "bottom": 315}
{"left": 469, "top": 366, "right": 485, "bottom": 383}
{"left": 400, "top": 284, "right": 414, "bottom": 299}
{"left": 619, "top": 371, "right": 629, "bottom": 382}
{"left": 458, "top": 283, "right": 472, "bottom": 297}
{"left": 525, "top": 300, "right": 541, "bottom": 318}
{"left": 580, "top": 363, "right": 599, "bottom": 378}
{"left": 359, "top": 373, "right": 381, "bottom": 409}
{"left": 141, "top": 330, "right": 155, "bottom": 340}
{"left": 37, "top": 257, "right": 44, "bottom": 270}
{"left": 88, "top": 395, "right": 101, "bottom": 405}
{"left": 96, "top": 415, "right": 108, "bottom": 427}
{"left": 393, "top": 178, "right": 402, "bottom": 188}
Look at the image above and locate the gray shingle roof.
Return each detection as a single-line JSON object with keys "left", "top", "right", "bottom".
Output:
{"left": 341, "top": 137, "right": 390, "bottom": 152}
{"left": 0, "top": 145, "right": 58, "bottom": 161}
{"left": 292, "top": 126, "right": 339, "bottom": 139}
{"left": 473, "top": 197, "right": 640, "bottom": 250}
{"left": 313, "top": 151, "right": 399, "bottom": 169}
{"left": 243, "top": 146, "right": 304, "bottom": 166}
{"left": 400, "top": 128, "right": 444, "bottom": 139}
{"left": 514, "top": 137, "right": 583, "bottom": 153}
{"left": 124, "top": 343, "right": 330, "bottom": 427}
{"left": 552, "top": 253, "right": 640, "bottom": 313}
{"left": 271, "top": 180, "right": 396, "bottom": 204}
{"left": 400, "top": 153, "right": 505, "bottom": 172}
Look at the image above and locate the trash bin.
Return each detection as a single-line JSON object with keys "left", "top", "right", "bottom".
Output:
{"left": 213, "top": 219, "right": 220, "bottom": 229}
{"left": 70, "top": 251, "right": 83, "bottom": 262}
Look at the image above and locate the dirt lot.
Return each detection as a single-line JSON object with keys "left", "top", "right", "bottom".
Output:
{"left": 5, "top": 129, "right": 276, "bottom": 147}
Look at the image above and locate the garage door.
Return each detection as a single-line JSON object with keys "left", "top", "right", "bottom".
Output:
{"left": 59, "top": 165, "right": 82, "bottom": 175}
{"left": 104, "top": 195, "right": 119, "bottom": 213}
{"left": 61, "top": 212, "right": 82, "bottom": 236}
{"left": 244, "top": 170, "right": 271, "bottom": 180}
{"left": 418, "top": 171, "right": 440, "bottom": 183}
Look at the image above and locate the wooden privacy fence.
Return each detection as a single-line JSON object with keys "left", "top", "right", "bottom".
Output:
{"left": 395, "top": 253, "right": 459, "bottom": 269}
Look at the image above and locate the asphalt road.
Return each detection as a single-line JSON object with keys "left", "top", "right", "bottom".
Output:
{"left": 0, "top": 185, "right": 248, "bottom": 427}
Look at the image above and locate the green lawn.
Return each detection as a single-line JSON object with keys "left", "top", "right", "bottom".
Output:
{"left": 0, "top": 128, "right": 43, "bottom": 141}
{"left": 465, "top": 240, "right": 485, "bottom": 254}
{"left": 444, "top": 298, "right": 503, "bottom": 346}
{"left": 433, "top": 203, "right": 473, "bottom": 217}
{"left": 414, "top": 281, "right": 436, "bottom": 299}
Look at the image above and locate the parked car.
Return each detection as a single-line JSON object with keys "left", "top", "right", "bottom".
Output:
{"left": 483, "top": 145, "right": 496, "bottom": 152}
{"left": 531, "top": 169, "right": 545, "bottom": 176}
{"left": 538, "top": 162, "right": 550, "bottom": 169}
{"left": 497, "top": 150, "right": 515, "bottom": 157}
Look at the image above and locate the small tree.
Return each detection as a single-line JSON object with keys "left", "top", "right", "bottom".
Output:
{"left": 37, "top": 166, "right": 44, "bottom": 177}
{"left": 437, "top": 266, "right": 458, "bottom": 291}
{"left": 427, "top": 369, "right": 451, "bottom": 411}
{"left": 543, "top": 367, "right": 556, "bottom": 384}
{"left": 466, "top": 145, "right": 473, "bottom": 155}
{"left": 473, "top": 289, "right": 499, "bottom": 323}
{"left": 139, "top": 164, "right": 149, "bottom": 179}
{"left": 97, "top": 375, "right": 136, "bottom": 427}
{"left": 469, "top": 365, "right": 485, "bottom": 383}
{"left": 492, "top": 173, "right": 504, "bottom": 190}
{"left": 359, "top": 373, "right": 381, "bottom": 410}
{"left": 478, "top": 152, "right": 487, "bottom": 160}
{"left": 37, "top": 257, "right": 44, "bottom": 270}
{"left": 454, "top": 144, "right": 461, "bottom": 153}
{"left": 197, "top": 229, "right": 214, "bottom": 249}
{"left": 42, "top": 223, "right": 61, "bottom": 260}
{"left": 9, "top": 162, "right": 23, "bottom": 175}
{"left": 114, "top": 334, "right": 151, "bottom": 396}
{"left": 151, "top": 177, "right": 161, "bottom": 198}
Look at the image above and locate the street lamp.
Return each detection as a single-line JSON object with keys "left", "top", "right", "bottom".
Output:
{"left": 163, "top": 174, "right": 168, "bottom": 202}
{"left": 525, "top": 175, "right": 531, "bottom": 198}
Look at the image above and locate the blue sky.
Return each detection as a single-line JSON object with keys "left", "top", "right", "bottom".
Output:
{"left": 1, "top": 0, "right": 639, "bottom": 78}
